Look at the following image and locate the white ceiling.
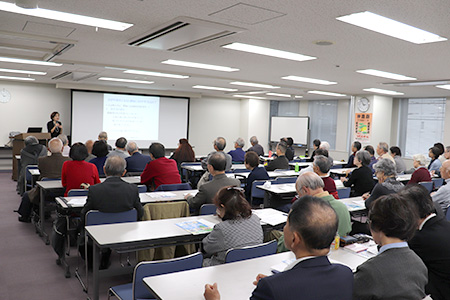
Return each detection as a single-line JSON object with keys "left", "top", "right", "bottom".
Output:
{"left": 1, "top": 0, "right": 450, "bottom": 100}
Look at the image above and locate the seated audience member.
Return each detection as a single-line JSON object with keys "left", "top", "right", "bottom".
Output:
{"left": 389, "top": 146, "right": 406, "bottom": 174}
{"left": 353, "top": 194, "right": 427, "bottom": 300}
{"left": 108, "top": 137, "right": 130, "bottom": 159}
{"left": 434, "top": 142, "right": 445, "bottom": 163}
{"left": 228, "top": 137, "right": 246, "bottom": 163}
{"left": 319, "top": 141, "right": 330, "bottom": 151}
{"left": 244, "top": 151, "right": 269, "bottom": 201}
{"left": 89, "top": 141, "right": 109, "bottom": 176}
{"left": 363, "top": 159, "right": 404, "bottom": 209}
{"left": 364, "top": 145, "right": 378, "bottom": 173}
{"left": 402, "top": 185, "right": 450, "bottom": 300}
{"left": 61, "top": 143, "right": 100, "bottom": 197}
{"left": 58, "top": 134, "right": 70, "bottom": 157}
{"left": 247, "top": 136, "right": 264, "bottom": 156}
{"left": 125, "top": 141, "right": 151, "bottom": 173}
{"left": 443, "top": 145, "right": 450, "bottom": 161}
{"left": 431, "top": 159, "right": 450, "bottom": 214}
{"left": 428, "top": 146, "right": 442, "bottom": 175}
{"left": 201, "top": 137, "right": 232, "bottom": 171}
{"left": 84, "top": 140, "right": 96, "bottom": 162}
{"left": 140, "top": 142, "right": 181, "bottom": 190}
{"left": 170, "top": 138, "right": 195, "bottom": 169}
{"left": 344, "top": 141, "right": 361, "bottom": 168}
{"left": 341, "top": 150, "right": 375, "bottom": 197}
{"left": 17, "top": 135, "right": 48, "bottom": 195}
{"left": 185, "top": 152, "right": 240, "bottom": 213}
{"left": 265, "top": 141, "right": 289, "bottom": 171}
{"left": 313, "top": 155, "right": 338, "bottom": 199}
{"left": 299, "top": 148, "right": 330, "bottom": 175}
{"left": 284, "top": 137, "right": 295, "bottom": 161}
{"left": 202, "top": 187, "right": 263, "bottom": 266}
{"left": 17, "top": 138, "right": 70, "bottom": 222}
{"left": 408, "top": 154, "right": 432, "bottom": 185}
{"left": 306, "top": 138, "right": 321, "bottom": 162}
{"left": 204, "top": 195, "right": 353, "bottom": 300}
{"left": 376, "top": 142, "right": 395, "bottom": 165}
{"left": 98, "top": 131, "right": 112, "bottom": 151}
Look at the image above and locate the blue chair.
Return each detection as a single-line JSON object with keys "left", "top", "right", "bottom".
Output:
{"left": 25, "top": 165, "right": 39, "bottom": 191}
{"left": 251, "top": 180, "right": 268, "bottom": 206}
{"left": 154, "top": 183, "right": 191, "bottom": 192}
{"left": 137, "top": 185, "right": 147, "bottom": 193}
{"left": 108, "top": 252, "right": 203, "bottom": 300}
{"left": 67, "top": 189, "right": 88, "bottom": 197}
{"left": 273, "top": 177, "right": 297, "bottom": 184}
{"left": 432, "top": 178, "right": 444, "bottom": 190}
{"left": 233, "top": 169, "right": 251, "bottom": 173}
{"left": 337, "top": 187, "right": 351, "bottom": 199}
{"left": 225, "top": 240, "right": 277, "bottom": 264}
{"left": 419, "top": 181, "right": 433, "bottom": 193}
{"left": 199, "top": 204, "right": 216, "bottom": 215}
{"left": 180, "top": 162, "right": 201, "bottom": 182}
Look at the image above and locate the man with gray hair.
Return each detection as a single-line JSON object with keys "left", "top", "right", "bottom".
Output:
{"left": 313, "top": 155, "right": 338, "bottom": 199}
{"left": 17, "top": 135, "right": 48, "bottom": 195}
{"left": 98, "top": 131, "right": 113, "bottom": 151}
{"left": 228, "top": 137, "right": 245, "bottom": 162}
{"left": 198, "top": 137, "right": 233, "bottom": 188}
{"left": 247, "top": 136, "right": 264, "bottom": 156}
{"left": 376, "top": 142, "right": 395, "bottom": 165}
{"left": 108, "top": 137, "right": 130, "bottom": 159}
{"left": 125, "top": 141, "right": 151, "bottom": 173}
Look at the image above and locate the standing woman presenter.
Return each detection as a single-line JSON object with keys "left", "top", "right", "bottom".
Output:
{"left": 47, "top": 111, "right": 62, "bottom": 138}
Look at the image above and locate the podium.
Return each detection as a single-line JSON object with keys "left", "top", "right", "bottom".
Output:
{"left": 12, "top": 133, "right": 50, "bottom": 181}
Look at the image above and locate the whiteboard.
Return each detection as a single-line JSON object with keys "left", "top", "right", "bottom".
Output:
{"left": 270, "top": 116, "right": 309, "bottom": 145}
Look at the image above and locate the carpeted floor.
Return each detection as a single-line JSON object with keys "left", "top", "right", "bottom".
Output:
{"left": 0, "top": 172, "right": 131, "bottom": 300}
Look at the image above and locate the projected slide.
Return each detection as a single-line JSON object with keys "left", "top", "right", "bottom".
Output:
{"left": 103, "top": 93, "right": 159, "bottom": 140}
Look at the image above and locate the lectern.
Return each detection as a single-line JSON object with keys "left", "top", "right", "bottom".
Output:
{"left": 12, "top": 133, "right": 50, "bottom": 180}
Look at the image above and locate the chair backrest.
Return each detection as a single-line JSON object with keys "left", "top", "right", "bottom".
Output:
{"left": 85, "top": 209, "right": 137, "bottom": 226}
{"left": 154, "top": 183, "right": 191, "bottom": 192}
{"left": 199, "top": 204, "right": 216, "bottom": 215}
{"left": 251, "top": 180, "right": 268, "bottom": 201}
{"left": 419, "top": 181, "right": 433, "bottom": 193}
{"left": 67, "top": 189, "right": 88, "bottom": 197}
{"left": 25, "top": 165, "right": 38, "bottom": 182}
{"left": 337, "top": 187, "right": 351, "bottom": 199}
{"left": 432, "top": 178, "right": 444, "bottom": 190}
{"left": 225, "top": 240, "right": 277, "bottom": 264}
{"left": 273, "top": 177, "right": 297, "bottom": 184}
{"left": 137, "top": 185, "right": 147, "bottom": 193}
{"left": 233, "top": 169, "right": 251, "bottom": 173}
{"left": 133, "top": 252, "right": 203, "bottom": 300}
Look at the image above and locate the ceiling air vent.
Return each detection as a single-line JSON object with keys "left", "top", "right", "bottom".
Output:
{"left": 52, "top": 71, "right": 72, "bottom": 80}
{"left": 128, "top": 17, "right": 244, "bottom": 52}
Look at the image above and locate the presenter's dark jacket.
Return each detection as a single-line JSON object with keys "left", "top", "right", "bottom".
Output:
{"left": 125, "top": 152, "right": 151, "bottom": 173}
{"left": 408, "top": 215, "right": 450, "bottom": 300}
{"left": 47, "top": 120, "right": 62, "bottom": 138}
{"left": 245, "top": 166, "right": 269, "bottom": 201}
{"left": 81, "top": 176, "right": 144, "bottom": 222}
{"left": 343, "top": 166, "right": 375, "bottom": 197}
{"left": 250, "top": 256, "right": 353, "bottom": 300}
{"left": 265, "top": 155, "right": 289, "bottom": 171}
{"left": 140, "top": 157, "right": 181, "bottom": 189}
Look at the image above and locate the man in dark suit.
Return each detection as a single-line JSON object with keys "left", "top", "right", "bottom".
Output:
{"left": 185, "top": 152, "right": 240, "bottom": 213}
{"left": 204, "top": 195, "right": 353, "bottom": 300}
{"left": 403, "top": 185, "right": 450, "bottom": 300}
{"left": 265, "top": 141, "right": 289, "bottom": 171}
{"left": 125, "top": 141, "right": 151, "bottom": 173}
{"left": 17, "top": 137, "right": 70, "bottom": 222}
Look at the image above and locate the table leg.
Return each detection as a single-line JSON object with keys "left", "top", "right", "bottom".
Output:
{"left": 91, "top": 242, "right": 100, "bottom": 300}
{"left": 39, "top": 187, "right": 49, "bottom": 244}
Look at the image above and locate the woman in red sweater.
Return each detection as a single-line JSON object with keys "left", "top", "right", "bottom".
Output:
{"left": 408, "top": 154, "right": 431, "bottom": 185}
{"left": 61, "top": 142, "right": 100, "bottom": 196}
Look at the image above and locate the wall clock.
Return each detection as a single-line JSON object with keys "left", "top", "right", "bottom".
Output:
{"left": 0, "top": 88, "right": 11, "bottom": 103}
{"left": 357, "top": 97, "right": 370, "bottom": 112}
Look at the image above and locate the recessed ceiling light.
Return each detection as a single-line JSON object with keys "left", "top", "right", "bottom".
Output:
{"left": 356, "top": 69, "right": 416, "bottom": 80}
{"left": 192, "top": 85, "right": 238, "bottom": 92}
{"left": 308, "top": 90, "right": 347, "bottom": 97}
{"left": 294, "top": 95, "right": 303, "bottom": 99}
{"left": 124, "top": 70, "right": 189, "bottom": 79}
{"left": 161, "top": 59, "right": 239, "bottom": 72}
{"left": 0, "top": 2, "right": 133, "bottom": 31}
{"left": 222, "top": 42, "right": 316, "bottom": 62}
{"left": 385, "top": 80, "right": 450, "bottom": 87}
{"left": 0, "top": 56, "right": 62, "bottom": 66}
{"left": 282, "top": 75, "right": 337, "bottom": 85}
{"left": 435, "top": 85, "right": 450, "bottom": 90}
{"left": 230, "top": 81, "right": 280, "bottom": 89}
{"left": 0, "top": 75, "right": 35, "bottom": 81}
{"left": 266, "top": 93, "right": 292, "bottom": 98}
{"left": 98, "top": 77, "right": 154, "bottom": 84}
{"left": 363, "top": 88, "right": 404, "bottom": 95}
{"left": 232, "top": 95, "right": 266, "bottom": 99}
{"left": 336, "top": 11, "right": 447, "bottom": 44}
{"left": 0, "top": 68, "right": 46, "bottom": 75}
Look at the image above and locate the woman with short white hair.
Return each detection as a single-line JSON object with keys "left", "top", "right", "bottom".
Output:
{"left": 407, "top": 154, "right": 431, "bottom": 185}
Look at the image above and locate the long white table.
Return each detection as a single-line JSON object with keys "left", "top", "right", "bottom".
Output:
{"left": 330, "top": 167, "right": 356, "bottom": 175}
{"left": 143, "top": 249, "right": 368, "bottom": 300}
{"left": 228, "top": 169, "right": 300, "bottom": 180}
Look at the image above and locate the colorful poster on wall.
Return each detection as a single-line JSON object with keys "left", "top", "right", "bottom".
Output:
{"left": 355, "top": 113, "right": 372, "bottom": 142}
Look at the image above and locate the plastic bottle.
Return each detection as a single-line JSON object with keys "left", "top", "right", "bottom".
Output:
{"left": 295, "top": 162, "right": 299, "bottom": 172}
{"left": 330, "top": 233, "right": 340, "bottom": 250}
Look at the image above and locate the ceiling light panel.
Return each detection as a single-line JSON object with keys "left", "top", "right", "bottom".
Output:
{"left": 192, "top": 85, "right": 238, "bottom": 92}
{"left": 230, "top": 81, "right": 280, "bottom": 89}
{"left": 266, "top": 93, "right": 292, "bottom": 98}
{"left": 0, "top": 56, "right": 62, "bottom": 66}
{"left": 282, "top": 75, "right": 337, "bottom": 85}
{"left": 307, "top": 90, "right": 346, "bottom": 97}
{"left": 356, "top": 69, "right": 416, "bottom": 80}
{"left": 436, "top": 85, "right": 450, "bottom": 90}
{"left": 232, "top": 95, "right": 266, "bottom": 99}
{"left": 0, "top": 75, "right": 35, "bottom": 81}
{"left": 222, "top": 42, "right": 316, "bottom": 62}
{"left": 161, "top": 60, "right": 239, "bottom": 72}
{"left": 0, "top": 68, "right": 46, "bottom": 75}
{"left": 124, "top": 70, "right": 189, "bottom": 79}
{"left": 363, "top": 88, "right": 404, "bottom": 95}
{"left": 98, "top": 77, "right": 154, "bottom": 84}
{"left": 337, "top": 11, "right": 447, "bottom": 44}
{"left": 0, "top": 2, "right": 133, "bottom": 31}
